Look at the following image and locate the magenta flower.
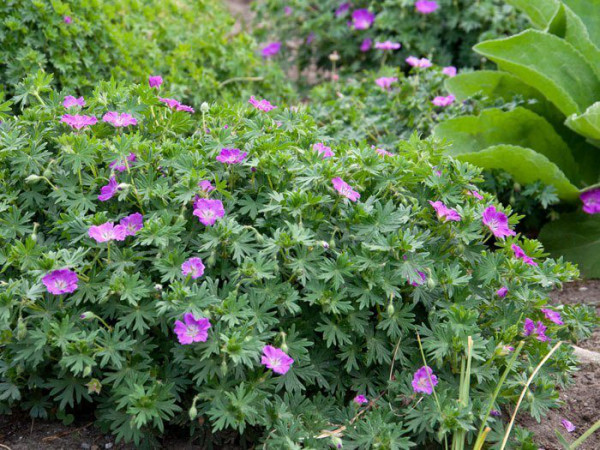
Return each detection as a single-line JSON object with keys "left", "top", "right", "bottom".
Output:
{"left": 512, "top": 244, "right": 538, "bottom": 267}
{"left": 351, "top": 9, "right": 375, "bottom": 30}
{"left": 98, "top": 176, "right": 120, "bottom": 202}
{"left": 490, "top": 410, "right": 501, "bottom": 417}
{"left": 432, "top": 95, "right": 456, "bottom": 107}
{"left": 429, "top": 200, "right": 461, "bottom": 222}
{"left": 119, "top": 212, "right": 144, "bottom": 236}
{"left": 562, "top": 419, "right": 576, "bottom": 433}
{"left": 580, "top": 189, "right": 600, "bottom": 214}
{"left": 360, "top": 38, "right": 372, "bottom": 52}
{"left": 353, "top": 395, "right": 368, "bottom": 405}
{"left": 497, "top": 286, "right": 508, "bottom": 298}
{"left": 193, "top": 198, "right": 225, "bottom": 226}
{"left": 415, "top": 0, "right": 439, "bottom": 14}
{"left": 503, "top": 345, "right": 515, "bottom": 353}
{"left": 109, "top": 152, "right": 136, "bottom": 172}
{"left": 332, "top": 177, "right": 360, "bottom": 202}
{"left": 88, "top": 222, "right": 127, "bottom": 243}
{"left": 198, "top": 180, "right": 215, "bottom": 192}
{"left": 42, "top": 269, "right": 78, "bottom": 295}
{"left": 216, "top": 148, "right": 247, "bottom": 164}
{"left": 442, "top": 66, "right": 457, "bottom": 77}
{"left": 249, "top": 96, "right": 276, "bottom": 112}
{"left": 410, "top": 271, "right": 427, "bottom": 286}
{"left": 335, "top": 2, "right": 351, "bottom": 17}
{"left": 159, "top": 97, "right": 181, "bottom": 109}
{"left": 173, "top": 313, "right": 211, "bottom": 345}
{"left": 181, "top": 257, "right": 205, "bottom": 279}
{"left": 406, "top": 56, "right": 432, "bottom": 68}
{"left": 313, "top": 143, "right": 334, "bottom": 158}
{"left": 102, "top": 112, "right": 138, "bottom": 128}
{"left": 177, "top": 104, "right": 195, "bottom": 113}
{"left": 523, "top": 318, "right": 549, "bottom": 342}
{"left": 63, "top": 96, "right": 85, "bottom": 108}
{"left": 306, "top": 32, "right": 315, "bottom": 44}
{"left": 375, "top": 77, "right": 398, "bottom": 90}
{"left": 148, "top": 75, "right": 163, "bottom": 88}
{"left": 284, "top": 6, "right": 293, "bottom": 15}
{"left": 61, "top": 114, "right": 97, "bottom": 130}
{"left": 541, "top": 308, "right": 564, "bottom": 325}
{"left": 412, "top": 366, "right": 438, "bottom": 395}
{"left": 261, "top": 42, "right": 282, "bottom": 58}
{"left": 467, "top": 190, "right": 484, "bottom": 200}
{"left": 375, "top": 147, "right": 395, "bottom": 157}
{"left": 63, "top": 16, "right": 72, "bottom": 24}
{"left": 261, "top": 345, "right": 294, "bottom": 375}
{"left": 375, "top": 41, "right": 401, "bottom": 50}
{"left": 482, "top": 206, "right": 516, "bottom": 239}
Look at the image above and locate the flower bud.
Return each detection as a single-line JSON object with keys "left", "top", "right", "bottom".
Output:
{"left": 200, "top": 102, "right": 209, "bottom": 113}
{"left": 329, "top": 51, "right": 340, "bottom": 62}
{"left": 80, "top": 312, "right": 94, "bottom": 320}
{"left": 189, "top": 404, "right": 198, "bottom": 420}
{"left": 387, "top": 303, "right": 395, "bottom": 316}
{"left": 83, "top": 366, "right": 92, "bottom": 377}
{"left": 25, "top": 175, "right": 42, "bottom": 183}
{"left": 427, "top": 276, "right": 436, "bottom": 289}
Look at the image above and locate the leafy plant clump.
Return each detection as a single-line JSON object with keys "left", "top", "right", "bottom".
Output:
{"left": 0, "top": 0, "right": 293, "bottom": 105}
{"left": 252, "top": 0, "right": 527, "bottom": 86}
{"left": 0, "top": 76, "right": 595, "bottom": 448}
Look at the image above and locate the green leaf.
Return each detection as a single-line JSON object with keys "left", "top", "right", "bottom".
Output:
{"left": 455, "top": 145, "right": 580, "bottom": 201}
{"left": 562, "top": 0, "right": 600, "bottom": 49}
{"left": 474, "top": 30, "right": 600, "bottom": 116}
{"left": 505, "top": 0, "right": 559, "bottom": 29}
{"left": 539, "top": 212, "right": 600, "bottom": 278}
{"left": 433, "top": 107, "right": 580, "bottom": 182}
{"left": 566, "top": 101, "right": 600, "bottom": 143}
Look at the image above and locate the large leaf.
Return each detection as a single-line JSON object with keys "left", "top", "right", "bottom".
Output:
{"left": 433, "top": 108, "right": 579, "bottom": 182}
{"left": 539, "top": 212, "right": 600, "bottom": 278}
{"left": 474, "top": 30, "right": 600, "bottom": 116}
{"left": 562, "top": 0, "right": 600, "bottom": 49}
{"left": 505, "top": 0, "right": 559, "bottom": 28}
{"left": 566, "top": 102, "right": 600, "bottom": 143}
{"left": 455, "top": 145, "right": 580, "bottom": 201}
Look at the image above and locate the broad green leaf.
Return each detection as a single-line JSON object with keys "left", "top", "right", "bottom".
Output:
{"left": 433, "top": 107, "right": 579, "bottom": 182}
{"left": 562, "top": 0, "right": 600, "bottom": 49}
{"left": 505, "top": 0, "right": 559, "bottom": 28}
{"left": 539, "top": 212, "right": 600, "bottom": 278}
{"left": 566, "top": 101, "right": 600, "bottom": 143}
{"left": 474, "top": 30, "right": 600, "bottom": 116}
{"left": 455, "top": 145, "right": 580, "bottom": 201}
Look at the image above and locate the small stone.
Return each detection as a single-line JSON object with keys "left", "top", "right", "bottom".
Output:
{"left": 91, "top": 445, "right": 99, "bottom": 450}
{"left": 105, "top": 444, "right": 113, "bottom": 449}
{"left": 579, "top": 286, "right": 588, "bottom": 291}
{"left": 81, "top": 444, "right": 91, "bottom": 449}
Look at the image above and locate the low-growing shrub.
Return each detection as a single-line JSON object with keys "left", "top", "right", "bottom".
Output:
{"left": 0, "top": 76, "right": 596, "bottom": 448}
{"left": 0, "top": 0, "right": 293, "bottom": 105}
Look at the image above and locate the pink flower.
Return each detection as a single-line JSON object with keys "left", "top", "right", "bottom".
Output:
{"left": 193, "top": 198, "right": 225, "bottom": 226}
{"left": 306, "top": 32, "right": 315, "bottom": 44}
{"left": 159, "top": 97, "right": 181, "bottom": 109}
{"left": 181, "top": 257, "right": 205, "bottom": 279}
{"left": 432, "top": 95, "right": 455, "bottom": 107}
{"left": 261, "top": 345, "right": 294, "bottom": 375}
{"left": 523, "top": 318, "right": 549, "bottom": 342}
{"left": 102, "top": 112, "right": 137, "bottom": 128}
{"left": 198, "top": 180, "right": 215, "bottom": 192}
{"left": 42, "top": 269, "right": 78, "bottom": 295}
{"left": 541, "top": 308, "right": 564, "bottom": 325}
{"left": 262, "top": 42, "right": 282, "bottom": 58}
{"left": 353, "top": 395, "right": 368, "bottom": 405}
{"left": 88, "top": 222, "right": 127, "bottom": 243}
{"left": 410, "top": 271, "right": 427, "bottom": 286}
{"left": 313, "top": 143, "right": 334, "bottom": 158}
{"left": 284, "top": 6, "right": 293, "bottom": 15}
{"left": 562, "top": 419, "right": 576, "bottom": 433}
{"left": 60, "top": 114, "right": 97, "bottom": 130}
{"left": 406, "top": 56, "right": 432, "bottom": 68}
{"left": 332, "top": 177, "right": 360, "bottom": 202}
{"left": 415, "top": 1, "right": 439, "bottom": 14}
{"left": 512, "top": 244, "right": 538, "bottom": 267}
{"left": 375, "top": 147, "right": 395, "bottom": 157}
{"left": 482, "top": 206, "right": 516, "bottom": 239}
{"left": 375, "top": 77, "right": 398, "bottom": 90}
{"left": 63, "top": 16, "right": 72, "bottom": 24}
{"left": 580, "top": 189, "right": 600, "bottom": 214}
{"left": 467, "top": 190, "right": 484, "bottom": 200}
{"left": 98, "top": 176, "right": 120, "bottom": 202}
{"left": 442, "top": 66, "right": 457, "bottom": 77}
{"left": 63, "top": 96, "right": 85, "bottom": 108}
{"left": 216, "top": 148, "right": 247, "bottom": 164}
{"left": 360, "top": 38, "right": 372, "bottom": 52}
{"left": 173, "top": 313, "right": 211, "bottom": 345}
{"left": 490, "top": 410, "right": 501, "bottom": 417}
{"left": 351, "top": 9, "right": 375, "bottom": 30}
{"left": 375, "top": 41, "right": 401, "bottom": 50}
{"left": 249, "top": 96, "right": 276, "bottom": 112}
{"left": 109, "top": 153, "right": 136, "bottom": 172}
{"left": 497, "top": 286, "right": 508, "bottom": 298}
{"left": 412, "top": 366, "right": 438, "bottom": 395}
{"left": 429, "top": 200, "right": 461, "bottom": 222}
{"left": 119, "top": 212, "right": 143, "bottom": 236}
{"left": 176, "top": 104, "right": 195, "bottom": 113}
{"left": 148, "top": 75, "right": 163, "bottom": 88}
{"left": 335, "top": 2, "right": 351, "bottom": 17}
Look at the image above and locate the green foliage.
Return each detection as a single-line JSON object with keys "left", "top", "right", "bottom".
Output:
{"left": 0, "top": 0, "right": 293, "bottom": 105}
{"left": 0, "top": 79, "right": 595, "bottom": 447}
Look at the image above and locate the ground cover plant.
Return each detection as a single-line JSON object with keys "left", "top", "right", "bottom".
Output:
{"left": 0, "top": 73, "right": 596, "bottom": 448}
{"left": 252, "top": 0, "right": 527, "bottom": 86}
{"left": 0, "top": 0, "right": 293, "bottom": 105}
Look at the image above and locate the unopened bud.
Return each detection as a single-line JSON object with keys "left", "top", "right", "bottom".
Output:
{"left": 329, "top": 51, "right": 340, "bottom": 62}
{"left": 25, "top": 174, "right": 42, "bottom": 183}
{"left": 189, "top": 404, "right": 198, "bottom": 420}
{"left": 387, "top": 303, "right": 395, "bottom": 316}
{"left": 200, "top": 102, "right": 209, "bottom": 113}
